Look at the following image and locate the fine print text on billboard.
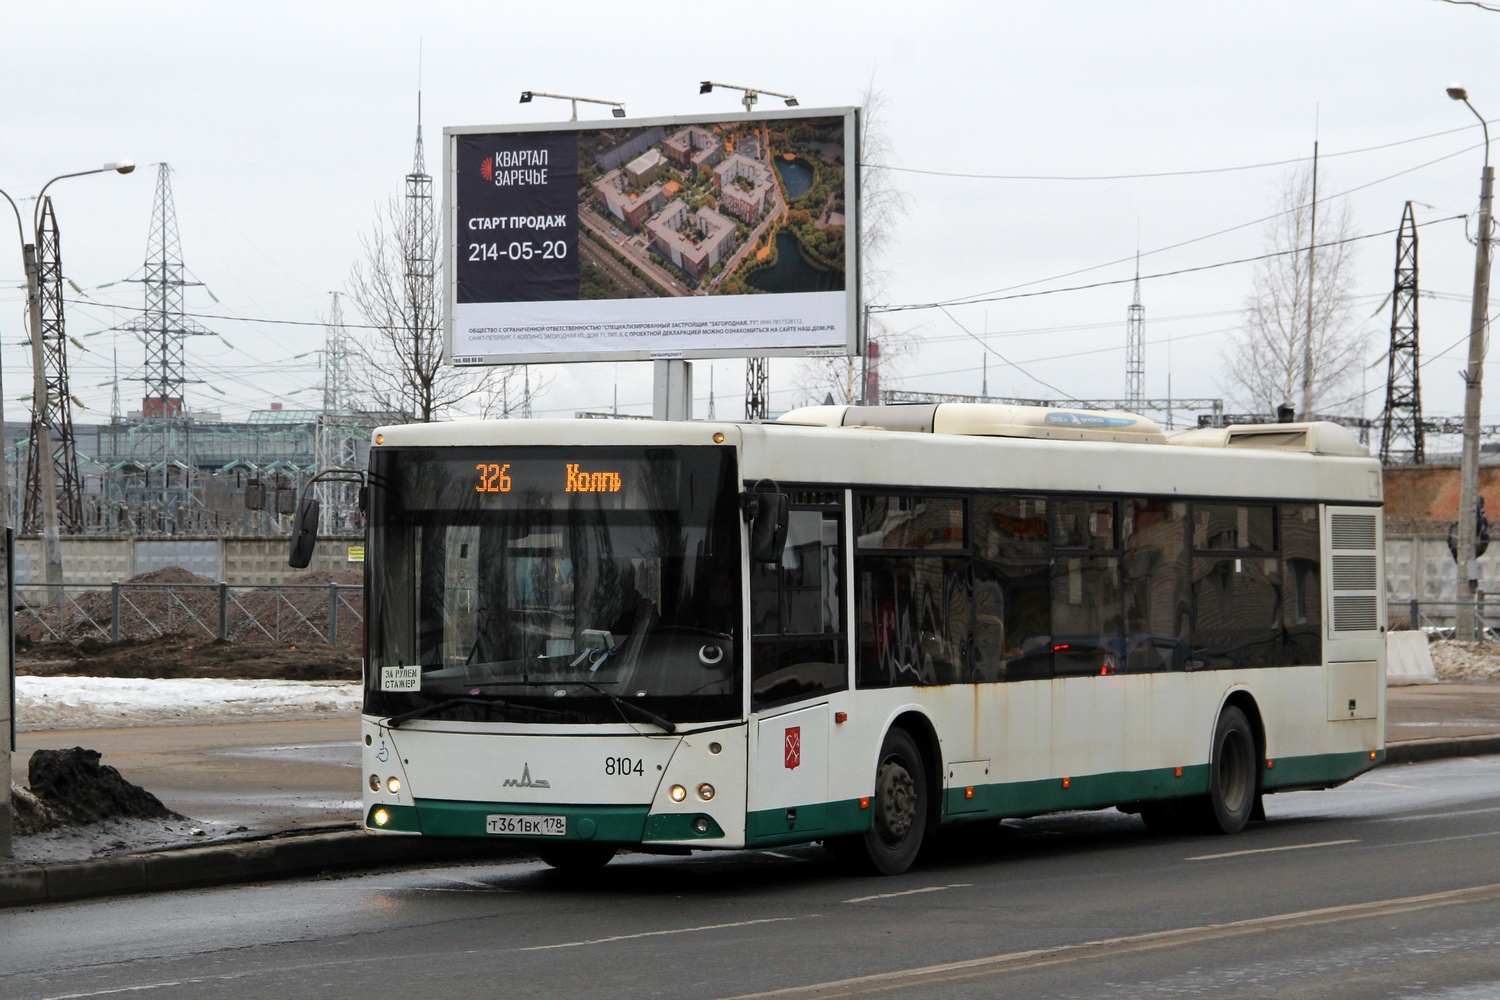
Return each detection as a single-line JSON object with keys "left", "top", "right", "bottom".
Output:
{"left": 447, "top": 108, "right": 857, "bottom": 365}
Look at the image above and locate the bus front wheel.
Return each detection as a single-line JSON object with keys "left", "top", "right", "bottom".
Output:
{"left": 832, "top": 727, "right": 929, "bottom": 876}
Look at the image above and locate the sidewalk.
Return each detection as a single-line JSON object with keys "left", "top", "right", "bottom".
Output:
{"left": 1387, "top": 682, "right": 1500, "bottom": 742}
{"left": 17, "top": 717, "right": 360, "bottom": 837}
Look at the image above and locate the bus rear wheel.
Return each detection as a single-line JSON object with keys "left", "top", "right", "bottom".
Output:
{"left": 1206, "top": 705, "right": 1257, "bottom": 835}
{"left": 832, "top": 727, "right": 929, "bottom": 876}
{"left": 537, "top": 843, "right": 617, "bottom": 872}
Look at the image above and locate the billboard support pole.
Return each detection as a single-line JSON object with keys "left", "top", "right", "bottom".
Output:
{"left": 652, "top": 360, "right": 693, "bottom": 421}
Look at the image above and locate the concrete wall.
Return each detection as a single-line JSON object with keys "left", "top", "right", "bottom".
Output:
{"left": 14, "top": 535, "right": 363, "bottom": 586}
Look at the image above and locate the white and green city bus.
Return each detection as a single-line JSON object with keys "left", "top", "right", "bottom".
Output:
{"left": 346, "top": 403, "right": 1385, "bottom": 875}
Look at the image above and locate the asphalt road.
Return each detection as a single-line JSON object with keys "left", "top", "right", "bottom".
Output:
{"left": 5, "top": 754, "right": 1500, "bottom": 999}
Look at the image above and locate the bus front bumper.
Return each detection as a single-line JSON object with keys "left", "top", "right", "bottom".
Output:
{"left": 361, "top": 718, "right": 747, "bottom": 848}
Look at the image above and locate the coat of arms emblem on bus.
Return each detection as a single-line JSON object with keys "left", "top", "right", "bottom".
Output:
{"left": 503, "top": 763, "right": 551, "bottom": 789}
{"left": 784, "top": 727, "right": 801, "bottom": 770}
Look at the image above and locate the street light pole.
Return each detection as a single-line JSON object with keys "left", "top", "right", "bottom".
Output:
{"left": 1450, "top": 85, "right": 1493, "bottom": 642}
{"left": 0, "top": 160, "right": 133, "bottom": 857}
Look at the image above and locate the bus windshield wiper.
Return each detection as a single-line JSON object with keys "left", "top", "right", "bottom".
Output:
{"left": 454, "top": 680, "right": 678, "bottom": 733}
{"left": 386, "top": 696, "right": 565, "bottom": 728}
{"left": 566, "top": 680, "right": 677, "bottom": 733}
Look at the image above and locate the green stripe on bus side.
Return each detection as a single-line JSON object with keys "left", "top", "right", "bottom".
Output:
{"left": 944, "top": 764, "right": 1212, "bottom": 820}
{"left": 746, "top": 750, "right": 1381, "bottom": 848}
{"left": 745, "top": 798, "right": 872, "bottom": 847}
{"left": 413, "top": 799, "right": 650, "bottom": 842}
{"left": 1262, "top": 748, "right": 1383, "bottom": 791}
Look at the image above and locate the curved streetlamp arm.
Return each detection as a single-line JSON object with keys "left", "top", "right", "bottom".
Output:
{"left": 1461, "top": 98, "right": 1491, "bottom": 169}
{"left": 33, "top": 167, "right": 114, "bottom": 232}
{"left": 0, "top": 187, "right": 26, "bottom": 250}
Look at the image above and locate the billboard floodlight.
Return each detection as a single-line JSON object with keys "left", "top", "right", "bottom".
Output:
{"left": 698, "top": 81, "right": 800, "bottom": 115}
{"left": 518, "top": 90, "right": 626, "bottom": 121}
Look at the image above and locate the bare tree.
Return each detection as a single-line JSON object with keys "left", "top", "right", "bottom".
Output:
{"left": 348, "top": 197, "right": 516, "bottom": 422}
{"left": 795, "top": 80, "right": 915, "bottom": 406}
{"left": 1224, "top": 165, "right": 1367, "bottom": 417}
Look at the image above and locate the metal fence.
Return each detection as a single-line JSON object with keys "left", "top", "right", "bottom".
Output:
{"left": 15, "top": 582, "right": 363, "bottom": 647}
{"left": 1388, "top": 598, "right": 1500, "bottom": 636}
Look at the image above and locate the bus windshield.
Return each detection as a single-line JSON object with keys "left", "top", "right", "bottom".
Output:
{"left": 365, "top": 445, "right": 742, "bottom": 726}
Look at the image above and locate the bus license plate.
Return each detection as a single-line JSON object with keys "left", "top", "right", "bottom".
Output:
{"left": 485, "top": 814, "right": 566, "bottom": 837}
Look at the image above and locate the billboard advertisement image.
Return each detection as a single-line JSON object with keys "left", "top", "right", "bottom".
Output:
{"left": 446, "top": 107, "right": 857, "bottom": 365}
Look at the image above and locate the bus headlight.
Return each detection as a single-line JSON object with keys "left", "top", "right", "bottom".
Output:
{"left": 670, "top": 784, "right": 687, "bottom": 802}
{"left": 693, "top": 816, "right": 712, "bottom": 834}
{"left": 373, "top": 808, "right": 390, "bottom": 827}
{"left": 369, "top": 773, "right": 381, "bottom": 792}
{"left": 697, "top": 783, "right": 715, "bottom": 801}
{"left": 386, "top": 776, "right": 402, "bottom": 794}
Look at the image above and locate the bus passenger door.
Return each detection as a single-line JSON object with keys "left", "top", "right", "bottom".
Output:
{"left": 746, "top": 502, "right": 846, "bottom": 842}
{"left": 749, "top": 704, "right": 830, "bottom": 839}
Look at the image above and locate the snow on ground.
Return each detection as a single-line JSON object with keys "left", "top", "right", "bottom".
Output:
{"left": 1430, "top": 640, "right": 1500, "bottom": 682}
{"left": 17, "top": 675, "right": 361, "bottom": 731}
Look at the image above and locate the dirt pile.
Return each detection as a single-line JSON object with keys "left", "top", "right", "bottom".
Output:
{"left": 12, "top": 747, "right": 181, "bottom": 835}
{"left": 18, "top": 633, "right": 360, "bottom": 680}
{"left": 1430, "top": 640, "right": 1500, "bottom": 681}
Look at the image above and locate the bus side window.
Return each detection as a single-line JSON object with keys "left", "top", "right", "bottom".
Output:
{"left": 1190, "top": 503, "right": 1282, "bottom": 671}
{"left": 854, "top": 495, "right": 969, "bottom": 688}
{"left": 1280, "top": 505, "right": 1322, "bottom": 665}
{"left": 750, "top": 508, "right": 847, "bottom": 709}
{"left": 1121, "top": 499, "right": 1191, "bottom": 673}
{"left": 971, "top": 496, "right": 1052, "bottom": 681}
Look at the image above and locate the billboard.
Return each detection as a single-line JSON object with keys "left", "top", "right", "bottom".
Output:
{"left": 445, "top": 107, "right": 858, "bottom": 365}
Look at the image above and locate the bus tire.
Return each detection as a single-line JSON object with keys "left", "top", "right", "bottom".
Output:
{"left": 1206, "top": 705, "right": 1257, "bottom": 835}
{"left": 537, "top": 843, "right": 617, "bottom": 872}
{"left": 840, "top": 727, "right": 929, "bottom": 876}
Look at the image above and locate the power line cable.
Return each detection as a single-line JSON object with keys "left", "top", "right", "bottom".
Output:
{"left": 861, "top": 118, "right": 1495, "bottom": 182}
{"left": 876, "top": 215, "right": 1466, "bottom": 314}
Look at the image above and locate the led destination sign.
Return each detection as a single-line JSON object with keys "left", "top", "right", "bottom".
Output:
{"left": 382, "top": 454, "right": 668, "bottom": 512}
{"left": 474, "top": 461, "right": 623, "bottom": 494}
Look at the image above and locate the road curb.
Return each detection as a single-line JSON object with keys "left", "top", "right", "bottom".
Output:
{"left": 1383, "top": 733, "right": 1500, "bottom": 765}
{"left": 0, "top": 827, "right": 521, "bottom": 909}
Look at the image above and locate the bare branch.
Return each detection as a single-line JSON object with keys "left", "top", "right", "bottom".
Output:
{"left": 346, "top": 196, "right": 520, "bottom": 422}
{"left": 1223, "top": 164, "right": 1369, "bottom": 417}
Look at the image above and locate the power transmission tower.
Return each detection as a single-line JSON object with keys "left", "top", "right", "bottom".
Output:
{"left": 316, "top": 291, "right": 362, "bottom": 531}
{"left": 1125, "top": 253, "right": 1145, "bottom": 410}
{"left": 1379, "top": 202, "right": 1423, "bottom": 465}
{"left": 110, "top": 343, "right": 122, "bottom": 424}
{"left": 745, "top": 358, "right": 769, "bottom": 419}
{"left": 23, "top": 196, "right": 84, "bottom": 533}
{"left": 126, "top": 163, "right": 213, "bottom": 524}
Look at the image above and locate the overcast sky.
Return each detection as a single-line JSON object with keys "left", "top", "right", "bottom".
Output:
{"left": 0, "top": 0, "right": 1496, "bottom": 434}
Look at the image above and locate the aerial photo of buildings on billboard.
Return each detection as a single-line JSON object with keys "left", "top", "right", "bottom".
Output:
{"left": 578, "top": 116, "right": 846, "bottom": 297}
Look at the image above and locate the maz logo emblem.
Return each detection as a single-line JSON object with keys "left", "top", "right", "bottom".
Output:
{"left": 503, "top": 763, "right": 551, "bottom": 789}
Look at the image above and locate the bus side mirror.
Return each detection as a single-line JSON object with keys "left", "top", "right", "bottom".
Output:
{"left": 748, "top": 493, "right": 789, "bottom": 564}
{"left": 289, "top": 496, "right": 321, "bottom": 568}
